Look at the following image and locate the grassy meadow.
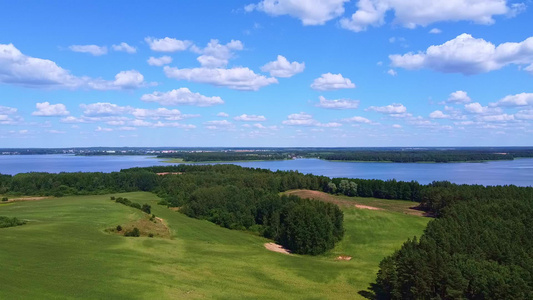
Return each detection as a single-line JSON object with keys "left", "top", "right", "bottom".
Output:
{"left": 0, "top": 192, "right": 429, "bottom": 299}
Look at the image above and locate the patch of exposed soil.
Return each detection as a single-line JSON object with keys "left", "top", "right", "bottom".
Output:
{"left": 335, "top": 255, "right": 352, "bottom": 261}
{"left": 354, "top": 204, "right": 382, "bottom": 211}
{"left": 264, "top": 242, "right": 291, "bottom": 255}
{"left": 1, "top": 196, "right": 51, "bottom": 203}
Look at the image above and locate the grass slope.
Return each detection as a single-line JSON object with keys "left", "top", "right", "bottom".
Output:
{"left": 0, "top": 192, "right": 428, "bottom": 299}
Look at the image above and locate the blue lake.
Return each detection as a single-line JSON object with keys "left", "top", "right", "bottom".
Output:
{"left": 0, "top": 155, "right": 531, "bottom": 187}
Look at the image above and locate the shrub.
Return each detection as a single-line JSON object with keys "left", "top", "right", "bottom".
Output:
{"left": 116, "top": 225, "right": 122, "bottom": 231}
{"left": 141, "top": 204, "right": 151, "bottom": 214}
{"left": 1, "top": 197, "right": 8, "bottom": 202}
{"left": 124, "top": 227, "right": 140, "bottom": 237}
{"left": 148, "top": 233, "right": 154, "bottom": 238}
{"left": 110, "top": 196, "right": 115, "bottom": 200}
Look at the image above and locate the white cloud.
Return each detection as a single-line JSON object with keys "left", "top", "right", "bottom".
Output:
{"left": 204, "top": 119, "right": 234, "bottom": 130}
{"left": 0, "top": 105, "right": 22, "bottom": 125}
{"left": 515, "top": 109, "right": 533, "bottom": 120}
{"left": 387, "top": 69, "right": 397, "bottom": 76}
{"left": 490, "top": 92, "right": 533, "bottom": 107}
{"left": 69, "top": 45, "right": 108, "bottom": 56}
{"left": 46, "top": 129, "right": 66, "bottom": 134}
{"left": 478, "top": 114, "right": 515, "bottom": 122}
{"left": 88, "top": 70, "right": 150, "bottom": 90}
{"left": 429, "top": 110, "right": 450, "bottom": 119}
{"left": 32, "top": 102, "right": 70, "bottom": 116}
{"left": 315, "top": 96, "right": 359, "bottom": 109}
{"left": 429, "top": 28, "right": 442, "bottom": 34}
{"left": 60, "top": 116, "right": 87, "bottom": 123}
{"left": 261, "top": 55, "right": 305, "bottom": 77}
{"left": 367, "top": 103, "right": 406, "bottom": 114}
{"left": 342, "top": 116, "right": 372, "bottom": 123}
{"left": 141, "top": 88, "right": 224, "bottom": 106}
{"left": 234, "top": 114, "right": 267, "bottom": 121}
{"left": 80, "top": 102, "right": 132, "bottom": 117}
{"left": 464, "top": 102, "right": 499, "bottom": 114}
{"left": 145, "top": 37, "right": 192, "bottom": 52}
{"left": 191, "top": 39, "right": 244, "bottom": 68}
{"left": 310, "top": 73, "right": 355, "bottom": 91}
{"left": 392, "top": 124, "right": 402, "bottom": 128}
{"left": 164, "top": 66, "right": 278, "bottom": 91}
{"left": 95, "top": 126, "right": 113, "bottom": 132}
{"left": 217, "top": 112, "right": 229, "bottom": 117}
{"left": 0, "top": 43, "right": 150, "bottom": 90}
{"left": 245, "top": 0, "right": 349, "bottom": 25}
{"left": 147, "top": 56, "right": 172, "bottom": 66}
{"left": 282, "top": 112, "right": 341, "bottom": 127}
{"left": 340, "top": 0, "right": 512, "bottom": 32}
{"left": 118, "top": 126, "right": 137, "bottom": 131}
{"left": 112, "top": 42, "right": 137, "bottom": 54}
{"left": 0, "top": 105, "right": 17, "bottom": 115}
{"left": 131, "top": 108, "right": 187, "bottom": 120}
{"left": 447, "top": 90, "right": 471, "bottom": 103}
{"left": 390, "top": 34, "right": 533, "bottom": 75}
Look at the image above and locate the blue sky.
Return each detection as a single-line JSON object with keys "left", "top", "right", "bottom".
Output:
{"left": 0, "top": 0, "right": 532, "bottom": 147}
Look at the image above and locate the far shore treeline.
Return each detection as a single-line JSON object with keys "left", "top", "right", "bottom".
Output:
{"left": 1, "top": 164, "right": 532, "bottom": 298}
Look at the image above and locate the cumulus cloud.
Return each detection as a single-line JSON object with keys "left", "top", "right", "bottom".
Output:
{"left": 429, "top": 110, "right": 450, "bottom": 119}
{"left": 310, "top": 73, "right": 355, "bottom": 91}
{"left": 447, "top": 90, "right": 471, "bottom": 103}
{"left": 234, "top": 114, "right": 267, "bottom": 121}
{"left": 429, "top": 28, "right": 442, "bottom": 34}
{"left": 204, "top": 119, "right": 235, "bottom": 130}
{"left": 282, "top": 112, "right": 341, "bottom": 127}
{"left": 112, "top": 42, "right": 137, "bottom": 53}
{"left": 0, "top": 44, "right": 150, "bottom": 90}
{"left": 69, "top": 45, "right": 108, "bottom": 56}
{"left": 366, "top": 103, "right": 406, "bottom": 114}
{"left": 95, "top": 126, "right": 113, "bottom": 132}
{"left": 131, "top": 108, "right": 194, "bottom": 120}
{"left": 477, "top": 113, "right": 515, "bottom": 122}
{"left": 490, "top": 92, "right": 533, "bottom": 107}
{"left": 392, "top": 124, "right": 402, "bottom": 128}
{"left": 141, "top": 88, "right": 224, "bottom": 106}
{"left": 315, "top": 96, "right": 359, "bottom": 109}
{"left": 32, "top": 102, "right": 70, "bottom": 116}
{"left": 340, "top": 0, "right": 513, "bottom": 32}
{"left": 164, "top": 66, "right": 278, "bottom": 91}
{"left": 191, "top": 39, "right": 244, "bottom": 68}
{"left": 147, "top": 56, "right": 172, "bottom": 66}
{"left": 217, "top": 112, "right": 229, "bottom": 117}
{"left": 515, "top": 109, "right": 533, "bottom": 120}
{"left": 390, "top": 34, "right": 533, "bottom": 75}
{"left": 342, "top": 116, "right": 372, "bottom": 123}
{"left": 245, "top": 0, "right": 349, "bottom": 25}
{"left": 387, "top": 69, "right": 397, "bottom": 76}
{"left": 80, "top": 103, "right": 132, "bottom": 117}
{"left": 0, "top": 105, "right": 22, "bottom": 125}
{"left": 261, "top": 55, "right": 305, "bottom": 77}
{"left": 464, "top": 102, "right": 501, "bottom": 115}
{"left": 145, "top": 37, "right": 192, "bottom": 52}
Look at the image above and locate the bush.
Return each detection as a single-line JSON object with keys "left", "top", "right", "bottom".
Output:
{"left": 141, "top": 204, "right": 151, "bottom": 214}
{"left": 110, "top": 196, "right": 115, "bottom": 200}
{"left": 1, "top": 197, "right": 8, "bottom": 202}
{"left": 116, "top": 225, "right": 122, "bottom": 231}
{"left": 148, "top": 233, "right": 154, "bottom": 238}
{"left": 0, "top": 216, "right": 26, "bottom": 228}
{"left": 124, "top": 227, "right": 140, "bottom": 237}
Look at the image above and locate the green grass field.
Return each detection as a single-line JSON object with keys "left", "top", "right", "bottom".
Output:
{"left": 0, "top": 192, "right": 429, "bottom": 299}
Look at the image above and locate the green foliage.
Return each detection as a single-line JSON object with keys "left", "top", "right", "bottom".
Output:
{"left": 124, "top": 227, "right": 140, "bottom": 237}
{"left": 0, "top": 216, "right": 26, "bottom": 228}
{"left": 1, "top": 197, "right": 7, "bottom": 202}
{"left": 141, "top": 204, "right": 151, "bottom": 214}
{"left": 116, "top": 225, "right": 122, "bottom": 232}
{"left": 372, "top": 196, "right": 533, "bottom": 299}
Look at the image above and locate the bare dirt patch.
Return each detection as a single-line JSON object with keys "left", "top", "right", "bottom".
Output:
{"left": 354, "top": 204, "right": 382, "bottom": 211}
{"left": 335, "top": 255, "right": 352, "bottom": 261}
{"left": 264, "top": 242, "right": 291, "bottom": 255}
{"left": 1, "top": 196, "right": 51, "bottom": 203}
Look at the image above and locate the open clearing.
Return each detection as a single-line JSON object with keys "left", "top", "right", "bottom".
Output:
{"left": 0, "top": 192, "right": 428, "bottom": 299}
{"left": 284, "top": 189, "right": 426, "bottom": 216}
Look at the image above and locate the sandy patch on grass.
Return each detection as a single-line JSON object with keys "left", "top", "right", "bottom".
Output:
{"left": 354, "top": 204, "right": 382, "bottom": 211}
{"left": 264, "top": 242, "right": 291, "bottom": 255}
{"left": 335, "top": 255, "right": 352, "bottom": 261}
{"left": 1, "top": 196, "right": 50, "bottom": 203}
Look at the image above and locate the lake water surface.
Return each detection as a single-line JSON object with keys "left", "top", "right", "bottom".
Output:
{"left": 0, "top": 155, "right": 531, "bottom": 187}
